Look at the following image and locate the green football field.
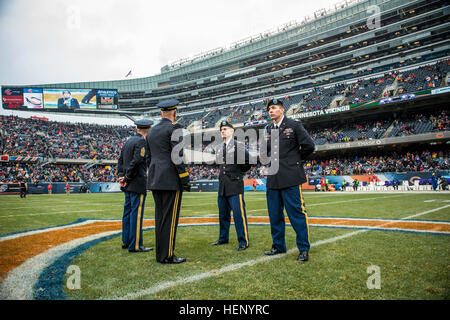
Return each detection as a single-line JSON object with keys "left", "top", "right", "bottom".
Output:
{"left": 0, "top": 191, "right": 449, "bottom": 300}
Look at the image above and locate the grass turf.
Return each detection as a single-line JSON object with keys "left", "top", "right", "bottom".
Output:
{"left": 0, "top": 191, "right": 449, "bottom": 299}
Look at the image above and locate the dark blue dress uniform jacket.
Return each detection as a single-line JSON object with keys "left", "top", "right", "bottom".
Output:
{"left": 146, "top": 118, "right": 189, "bottom": 190}
{"left": 216, "top": 141, "right": 251, "bottom": 197}
{"left": 262, "top": 117, "right": 315, "bottom": 189}
{"left": 117, "top": 134, "right": 149, "bottom": 194}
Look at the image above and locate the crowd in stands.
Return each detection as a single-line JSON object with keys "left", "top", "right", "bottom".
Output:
{"left": 397, "top": 62, "right": 447, "bottom": 93}
{"left": 389, "top": 109, "right": 448, "bottom": 137}
{"left": 0, "top": 57, "right": 448, "bottom": 184}
{"left": 304, "top": 149, "right": 449, "bottom": 176}
{"left": 0, "top": 163, "right": 117, "bottom": 183}
{"left": 175, "top": 59, "right": 449, "bottom": 128}
{"left": 1, "top": 115, "right": 133, "bottom": 160}
{"left": 305, "top": 108, "right": 448, "bottom": 145}
{"left": 308, "top": 119, "right": 390, "bottom": 145}
{"left": 1, "top": 147, "right": 447, "bottom": 183}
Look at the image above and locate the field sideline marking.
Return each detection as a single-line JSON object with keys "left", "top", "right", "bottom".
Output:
{"left": 108, "top": 204, "right": 450, "bottom": 300}
{"left": 246, "top": 195, "right": 402, "bottom": 212}
{"left": 0, "top": 204, "right": 448, "bottom": 300}
{"left": 0, "top": 195, "right": 404, "bottom": 218}
{"left": 0, "top": 209, "right": 107, "bottom": 218}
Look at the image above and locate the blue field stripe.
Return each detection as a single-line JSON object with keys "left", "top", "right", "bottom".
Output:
{"left": 32, "top": 222, "right": 448, "bottom": 300}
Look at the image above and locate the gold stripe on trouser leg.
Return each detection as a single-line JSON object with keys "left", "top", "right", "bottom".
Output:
{"left": 298, "top": 185, "right": 310, "bottom": 242}
{"left": 168, "top": 191, "right": 180, "bottom": 257}
{"left": 135, "top": 194, "right": 144, "bottom": 251}
{"left": 239, "top": 194, "right": 248, "bottom": 246}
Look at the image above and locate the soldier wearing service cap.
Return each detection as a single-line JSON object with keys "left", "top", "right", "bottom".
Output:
{"left": 261, "top": 98, "right": 315, "bottom": 262}
{"left": 118, "top": 119, "right": 154, "bottom": 253}
{"left": 210, "top": 120, "right": 252, "bottom": 251}
{"left": 146, "top": 99, "right": 191, "bottom": 264}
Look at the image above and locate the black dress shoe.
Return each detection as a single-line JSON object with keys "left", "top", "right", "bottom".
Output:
{"left": 129, "top": 246, "right": 153, "bottom": 253}
{"left": 236, "top": 244, "right": 248, "bottom": 251}
{"left": 122, "top": 244, "right": 128, "bottom": 249}
{"left": 263, "top": 247, "right": 285, "bottom": 256}
{"left": 297, "top": 251, "right": 309, "bottom": 262}
{"left": 210, "top": 240, "right": 229, "bottom": 246}
{"left": 159, "top": 256, "right": 187, "bottom": 264}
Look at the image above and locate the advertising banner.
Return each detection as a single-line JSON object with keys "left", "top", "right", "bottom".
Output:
{"left": 96, "top": 89, "right": 118, "bottom": 109}
{"left": 2, "top": 88, "right": 24, "bottom": 109}
{"left": 23, "top": 88, "right": 44, "bottom": 109}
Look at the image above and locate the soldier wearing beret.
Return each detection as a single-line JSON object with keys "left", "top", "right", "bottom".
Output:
{"left": 146, "top": 99, "right": 191, "bottom": 264}
{"left": 261, "top": 98, "right": 315, "bottom": 262}
{"left": 118, "top": 119, "right": 154, "bottom": 253}
{"left": 210, "top": 120, "right": 252, "bottom": 251}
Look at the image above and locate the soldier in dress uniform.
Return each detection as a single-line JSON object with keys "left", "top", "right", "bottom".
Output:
{"left": 261, "top": 98, "right": 315, "bottom": 262}
{"left": 146, "top": 99, "right": 191, "bottom": 264}
{"left": 117, "top": 119, "right": 153, "bottom": 253}
{"left": 210, "top": 120, "right": 252, "bottom": 251}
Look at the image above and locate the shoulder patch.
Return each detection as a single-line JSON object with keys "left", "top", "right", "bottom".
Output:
{"left": 140, "top": 147, "right": 145, "bottom": 157}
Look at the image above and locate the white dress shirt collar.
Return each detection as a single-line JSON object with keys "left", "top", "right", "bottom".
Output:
{"left": 273, "top": 115, "right": 284, "bottom": 128}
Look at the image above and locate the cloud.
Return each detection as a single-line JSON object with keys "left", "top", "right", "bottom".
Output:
{"left": 0, "top": 0, "right": 339, "bottom": 86}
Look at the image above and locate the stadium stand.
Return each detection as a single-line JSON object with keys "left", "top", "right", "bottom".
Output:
{"left": 1, "top": 0, "right": 449, "bottom": 190}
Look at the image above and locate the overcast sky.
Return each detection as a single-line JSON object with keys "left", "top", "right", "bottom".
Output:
{"left": 0, "top": 0, "right": 338, "bottom": 86}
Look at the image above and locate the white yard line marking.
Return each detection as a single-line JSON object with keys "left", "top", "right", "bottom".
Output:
{"left": 107, "top": 204, "right": 450, "bottom": 300}
{"left": 0, "top": 203, "right": 125, "bottom": 210}
{"left": 0, "top": 210, "right": 106, "bottom": 218}
{"left": 246, "top": 195, "right": 403, "bottom": 212}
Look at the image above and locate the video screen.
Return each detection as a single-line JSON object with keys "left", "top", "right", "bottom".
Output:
{"left": 43, "top": 89, "right": 97, "bottom": 110}
{"left": 1, "top": 87, "right": 118, "bottom": 110}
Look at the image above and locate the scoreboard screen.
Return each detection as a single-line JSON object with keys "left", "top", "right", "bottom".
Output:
{"left": 1, "top": 87, "right": 119, "bottom": 110}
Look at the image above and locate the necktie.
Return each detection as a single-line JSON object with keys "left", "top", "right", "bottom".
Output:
{"left": 223, "top": 143, "right": 227, "bottom": 163}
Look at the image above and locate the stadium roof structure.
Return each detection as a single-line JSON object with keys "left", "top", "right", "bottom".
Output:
{"left": 8, "top": 0, "right": 445, "bottom": 92}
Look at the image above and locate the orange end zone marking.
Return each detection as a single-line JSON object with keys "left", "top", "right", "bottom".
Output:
{"left": 0, "top": 216, "right": 449, "bottom": 283}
